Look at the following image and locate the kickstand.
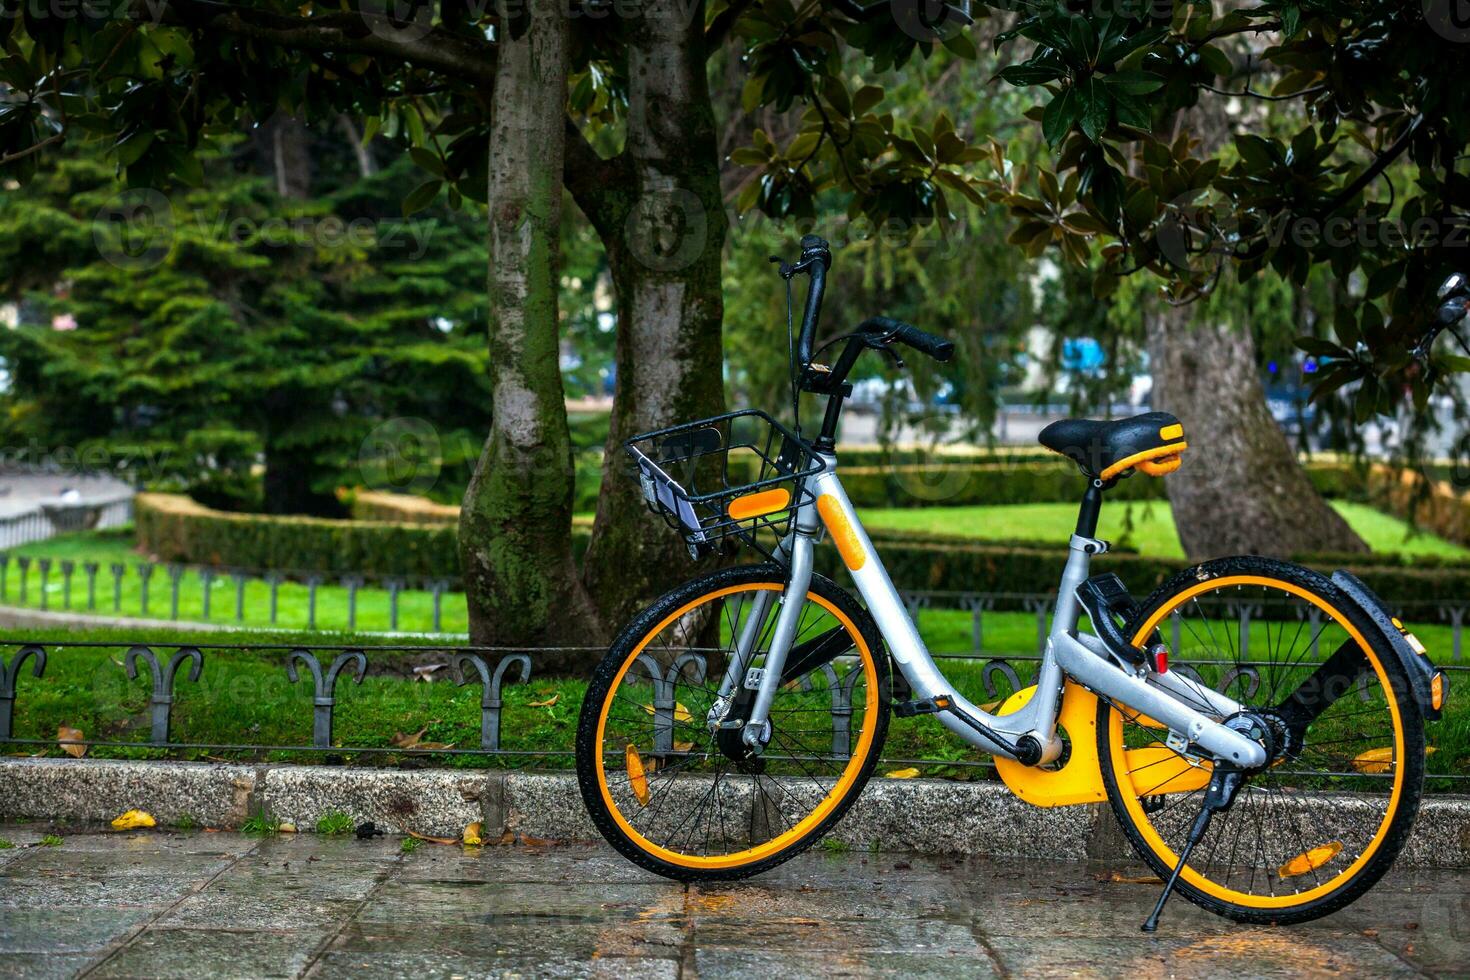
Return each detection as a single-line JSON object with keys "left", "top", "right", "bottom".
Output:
{"left": 1141, "top": 766, "right": 1246, "bottom": 933}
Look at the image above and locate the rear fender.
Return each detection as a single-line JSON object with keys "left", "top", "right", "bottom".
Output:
{"left": 1331, "top": 571, "right": 1447, "bottom": 722}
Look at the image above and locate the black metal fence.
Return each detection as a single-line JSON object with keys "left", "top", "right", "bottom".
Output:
{"left": 0, "top": 638, "right": 1464, "bottom": 783}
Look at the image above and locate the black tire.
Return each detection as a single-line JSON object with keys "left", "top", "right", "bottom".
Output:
{"left": 575, "top": 563, "right": 890, "bottom": 882}
{"left": 1097, "top": 556, "right": 1426, "bottom": 925}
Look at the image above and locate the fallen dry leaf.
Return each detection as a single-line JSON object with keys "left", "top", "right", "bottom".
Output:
{"left": 1097, "top": 871, "right": 1164, "bottom": 885}
{"left": 883, "top": 767, "right": 920, "bottom": 779}
{"left": 110, "top": 810, "right": 155, "bottom": 830}
{"left": 390, "top": 725, "right": 428, "bottom": 749}
{"left": 405, "top": 829, "right": 459, "bottom": 845}
{"left": 642, "top": 701, "right": 693, "bottom": 723}
{"left": 57, "top": 725, "right": 86, "bottom": 759}
{"left": 527, "top": 693, "right": 559, "bottom": 708}
{"left": 462, "top": 822, "right": 483, "bottom": 846}
{"left": 673, "top": 741, "right": 695, "bottom": 753}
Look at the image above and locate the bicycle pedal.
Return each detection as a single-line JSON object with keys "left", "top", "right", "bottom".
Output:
{"left": 892, "top": 694, "right": 954, "bottom": 718}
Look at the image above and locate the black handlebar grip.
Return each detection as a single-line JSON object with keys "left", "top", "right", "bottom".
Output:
{"left": 862, "top": 316, "right": 955, "bottom": 362}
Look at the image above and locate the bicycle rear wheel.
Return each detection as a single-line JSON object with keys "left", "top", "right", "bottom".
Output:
{"left": 575, "top": 564, "right": 890, "bottom": 881}
{"left": 1097, "top": 557, "right": 1425, "bottom": 924}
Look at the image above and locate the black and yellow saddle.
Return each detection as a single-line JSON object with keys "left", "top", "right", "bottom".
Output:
{"left": 1038, "top": 411, "right": 1188, "bottom": 482}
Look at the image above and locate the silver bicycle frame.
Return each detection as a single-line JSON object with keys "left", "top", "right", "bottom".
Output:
{"left": 722, "top": 453, "right": 1269, "bottom": 769}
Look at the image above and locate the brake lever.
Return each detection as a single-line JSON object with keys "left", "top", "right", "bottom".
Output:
{"left": 875, "top": 342, "right": 905, "bottom": 370}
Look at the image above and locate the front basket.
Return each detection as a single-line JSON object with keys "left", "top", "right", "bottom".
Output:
{"left": 624, "top": 409, "right": 823, "bottom": 559}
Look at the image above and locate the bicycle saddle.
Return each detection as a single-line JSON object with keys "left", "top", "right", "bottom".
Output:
{"left": 1038, "top": 411, "right": 1188, "bottom": 482}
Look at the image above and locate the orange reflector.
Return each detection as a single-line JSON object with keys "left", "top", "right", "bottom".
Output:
{"left": 727, "top": 487, "right": 791, "bottom": 521}
{"left": 1431, "top": 672, "right": 1445, "bottom": 711}
{"left": 1278, "top": 842, "right": 1342, "bottom": 879}
{"left": 625, "top": 744, "right": 650, "bottom": 806}
{"left": 1159, "top": 423, "right": 1184, "bottom": 440}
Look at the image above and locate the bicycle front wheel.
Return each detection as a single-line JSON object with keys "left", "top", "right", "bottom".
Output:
{"left": 1097, "top": 557, "right": 1425, "bottom": 924}
{"left": 575, "top": 564, "right": 890, "bottom": 881}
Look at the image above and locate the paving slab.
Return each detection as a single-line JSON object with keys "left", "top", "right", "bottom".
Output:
{"left": 0, "top": 828, "right": 1464, "bottom": 977}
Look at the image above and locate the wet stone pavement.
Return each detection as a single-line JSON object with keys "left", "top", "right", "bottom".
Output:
{"left": 0, "top": 829, "right": 1466, "bottom": 978}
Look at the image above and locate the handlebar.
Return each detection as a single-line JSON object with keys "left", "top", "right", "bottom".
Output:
{"left": 857, "top": 316, "right": 956, "bottom": 363}
{"left": 775, "top": 236, "right": 954, "bottom": 393}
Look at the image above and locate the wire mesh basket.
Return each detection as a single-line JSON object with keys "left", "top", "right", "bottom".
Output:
{"left": 625, "top": 409, "right": 824, "bottom": 560}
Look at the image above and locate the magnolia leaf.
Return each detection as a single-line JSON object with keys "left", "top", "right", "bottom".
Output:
{"left": 463, "top": 822, "right": 483, "bottom": 846}
{"left": 111, "top": 809, "right": 156, "bottom": 830}
{"left": 884, "top": 767, "right": 920, "bottom": 779}
{"left": 642, "top": 701, "right": 693, "bottom": 723}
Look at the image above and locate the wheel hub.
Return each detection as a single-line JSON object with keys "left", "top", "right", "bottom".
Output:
{"left": 1222, "top": 710, "right": 1281, "bottom": 774}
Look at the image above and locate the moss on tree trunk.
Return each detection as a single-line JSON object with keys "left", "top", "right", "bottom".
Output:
{"left": 574, "top": 0, "right": 729, "bottom": 631}
{"left": 459, "top": 0, "right": 601, "bottom": 656}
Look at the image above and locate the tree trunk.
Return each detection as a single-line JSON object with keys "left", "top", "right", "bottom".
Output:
{"left": 270, "top": 114, "right": 313, "bottom": 199}
{"left": 1148, "top": 306, "right": 1369, "bottom": 559}
{"left": 459, "top": 0, "right": 600, "bottom": 655}
{"left": 1146, "top": 74, "right": 1366, "bottom": 562}
{"left": 337, "top": 114, "right": 376, "bottom": 178}
{"left": 573, "top": 0, "right": 728, "bottom": 630}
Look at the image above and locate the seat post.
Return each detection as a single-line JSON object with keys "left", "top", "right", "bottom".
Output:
{"left": 1075, "top": 481, "right": 1104, "bottom": 539}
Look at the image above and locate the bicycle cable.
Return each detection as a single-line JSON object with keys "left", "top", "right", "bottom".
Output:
{"left": 785, "top": 272, "right": 801, "bottom": 436}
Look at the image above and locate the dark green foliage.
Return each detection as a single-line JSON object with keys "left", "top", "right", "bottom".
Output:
{"left": 980, "top": 1, "right": 1470, "bottom": 409}
{"left": 0, "top": 141, "right": 491, "bottom": 515}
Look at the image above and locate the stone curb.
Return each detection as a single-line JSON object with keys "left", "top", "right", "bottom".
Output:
{"left": 1, "top": 758, "right": 1468, "bottom": 868}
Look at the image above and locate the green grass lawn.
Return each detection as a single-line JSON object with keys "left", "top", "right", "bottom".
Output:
{"left": 857, "top": 499, "right": 1470, "bottom": 560}
{"left": 3, "top": 530, "right": 468, "bottom": 634}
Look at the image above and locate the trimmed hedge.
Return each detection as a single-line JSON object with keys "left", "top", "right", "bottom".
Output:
{"left": 343, "top": 488, "right": 459, "bottom": 525}
{"left": 135, "top": 493, "right": 461, "bottom": 578}
{"left": 814, "top": 535, "right": 1470, "bottom": 608}
{"left": 1368, "top": 464, "right": 1470, "bottom": 547}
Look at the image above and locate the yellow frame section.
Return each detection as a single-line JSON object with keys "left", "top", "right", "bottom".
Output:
{"left": 594, "top": 583, "right": 880, "bottom": 870}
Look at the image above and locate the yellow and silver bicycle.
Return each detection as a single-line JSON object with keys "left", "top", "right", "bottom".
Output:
{"left": 575, "top": 236, "right": 1451, "bottom": 930}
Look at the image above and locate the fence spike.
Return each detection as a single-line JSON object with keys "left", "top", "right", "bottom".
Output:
{"left": 0, "top": 645, "right": 47, "bottom": 741}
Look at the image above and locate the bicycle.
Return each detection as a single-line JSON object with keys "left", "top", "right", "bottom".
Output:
{"left": 575, "top": 235, "right": 1453, "bottom": 930}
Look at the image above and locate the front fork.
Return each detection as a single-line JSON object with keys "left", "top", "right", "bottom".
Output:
{"left": 711, "top": 528, "right": 817, "bottom": 752}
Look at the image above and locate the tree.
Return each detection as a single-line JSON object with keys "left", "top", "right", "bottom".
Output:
{"left": 969, "top": 2, "right": 1469, "bottom": 556}
{"left": 0, "top": 137, "right": 491, "bottom": 515}
{"left": 723, "top": 3, "right": 1470, "bottom": 558}
{"left": 0, "top": 1, "right": 1002, "bottom": 655}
